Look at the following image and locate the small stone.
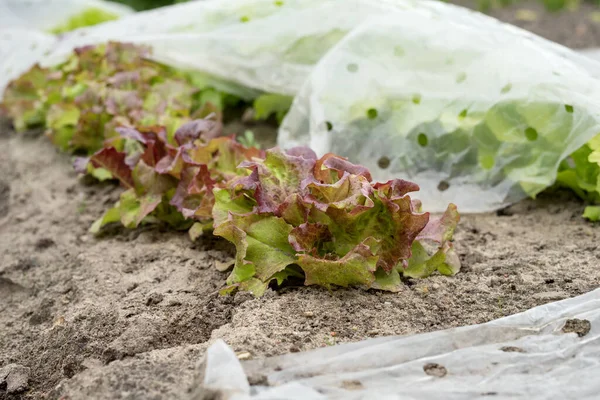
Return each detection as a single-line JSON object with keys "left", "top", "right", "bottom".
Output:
{"left": 15, "top": 213, "right": 27, "bottom": 222}
{"left": 423, "top": 363, "right": 447, "bottom": 378}
{"left": 489, "top": 277, "right": 502, "bottom": 287}
{"left": 52, "top": 316, "right": 66, "bottom": 328}
{"left": 532, "top": 291, "right": 567, "bottom": 302}
{"left": 34, "top": 238, "right": 55, "bottom": 250}
{"left": 0, "top": 364, "right": 30, "bottom": 393}
{"left": 146, "top": 293, "right": 164, "bottom": 306}
{"left": 303, "top": 311, "right": 314, "bottom": 317}
{"left": 241, "top": 108, "right": 256, "bottom": 123}
{"left": 432, "top": 284, "right": 440, "bottom": 290}
{"left": 236, "top": 351, "right": 251, "bottom": 360}
{"left": 215, "top": 260, "right": 234, "bottom": 272}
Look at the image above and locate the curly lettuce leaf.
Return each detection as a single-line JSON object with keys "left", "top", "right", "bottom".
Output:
{"left": 253, "top": 94, "right": 293, "bottom": 124}
{"left": 88, "top": 118, "right": 262, "bottom": 233}
{"left": 1, "top": 42, "right": 199, "bottom": 154}
{"left": 213, "top": 148, "right": 460, "bottom": 295}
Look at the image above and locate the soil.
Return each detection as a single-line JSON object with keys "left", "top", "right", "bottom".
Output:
{"left": 453, "top": 0, "right": 600, "bottom": 49}
{"left": 2, "top": 2, "right": 600, "bottom": 399}
{"left": 1, "top": 125, "right": 600, "bottom": 399}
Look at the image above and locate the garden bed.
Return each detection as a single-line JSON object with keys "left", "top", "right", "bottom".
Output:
{"left": 3, "top": 1, "right": 600, "bottom": 398}
{"left": 1, "top": 124, "right": 599, "bottom": 399}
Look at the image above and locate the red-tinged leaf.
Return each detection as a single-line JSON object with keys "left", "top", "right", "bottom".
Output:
{"left": 116, "top": 126, "right": 147, "bottom": 143}
{"left": 373, "top": 179, "right": 421, "bottom": 199}
{"left": 289, "top": 222, "right": 331, "bottom": 253}
{"left": 174, "top": 118, "right": 222, "bottom": 145}
{"left": 321, "top": 154, "right": 372, "bottom": 181}
{"left": 90, "top": 147, "right": 134, "bottom": 188}
{"left": 73, "top": 157, "right": 90, "bottom": 174}
{"left": 417, "top": 203, "right": 460, "bottom": 243}
{"left": 155, "top": 147, "right": 185, "bottom": 179}
{"left": 286, "top": 147, "right": 317, "bottom": 160}
{"left": 213, "top": 146, "right": 459, "bottom": 296}
{"left": 170, "top": 166, "right": 216, "bottom": 220}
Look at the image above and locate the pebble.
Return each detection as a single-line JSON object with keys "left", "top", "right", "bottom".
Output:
{"left": 0, "top": 364, "right": 30, "bottom": 393}
{"left": 303, "top": 311, "right": 314, "bottom": 317}
{"left": 236, "top": 351, "right": 251, "bottom": 360}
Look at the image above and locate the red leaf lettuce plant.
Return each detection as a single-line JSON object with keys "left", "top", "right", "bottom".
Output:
{"left": 212, "top": 147, "right": 460, "bottom": 296}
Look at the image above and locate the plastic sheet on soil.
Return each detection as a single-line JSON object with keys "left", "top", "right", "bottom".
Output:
{"left": 3, "top": 0, "right": 600, "bottom": 213}
{"left": 200, "top": 288, "right": 599, "bottom": 399}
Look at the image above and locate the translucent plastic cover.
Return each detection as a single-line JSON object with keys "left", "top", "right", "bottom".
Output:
{"left": 3, "top": 0, "right": 600, "bottom": 212}
{"left": 201, "top": 288, "right": 600, "bottom": 399}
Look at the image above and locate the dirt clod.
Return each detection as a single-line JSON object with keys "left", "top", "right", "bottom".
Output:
{"left": 562, "top": 319, "right": 592, "bottom": 337}
{"left": 423, "top": 363, "right": 447, "bottom": 378}
{"left": 0, "top": 180, "right": 9, "bottom": 218}
{"left": 146, "top": 293, "right": 164, "bottom": 306}
{"left": 35, "top": 237, "right": 56, "bottom": 250}
{"left": 0, "top": 364, "right": 30, "bottom": 393}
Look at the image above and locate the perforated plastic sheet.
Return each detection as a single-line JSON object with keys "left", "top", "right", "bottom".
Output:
{"left": 201, "top": 288, "right": 600, "bottom": 399}
{"left": 277, "top": 5, "right": 600, "bottom": 212}
{"left": 3, "top": 0, "right": 600, "bottom": 212}
{"left": 0, "top": 0, "right": 133, "bottom": 30}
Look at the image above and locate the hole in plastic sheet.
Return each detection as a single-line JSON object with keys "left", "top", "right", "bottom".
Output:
{"left": 347, "top": 63, "right": 359, "bottom": 73}
{"left": 417, "top": 133, "right": 428, "bottom": 147}
{"left": 378, "top": 156, "right": 391, "bottom": 169}
{"left": 240, "top": 16, "right": 250, "bottom": 22}
{"left": 458, "top": 109, "right": 468, "bottom": 119}
{"left": 501, "top": 83, "right": 512, "bottom": 94}
{"left": 456, "top": 72, "right": 467, "bottom": 83}
{"left": 393, "top": 46, "right": 405, "bottom": 57}
{"left": 275, "top": 0, "right": 284, "bottom": 5}
{"left": 367, "top": 108, "right": 378, "bottom": 120}
{"left": 412, "top": 94, "right": 421, "bottom": 105}
{"left": 525, "top": 127, "right": 538, "bottom": 141}
{"left": 565, "top": 104, "right": 574, "bottom": 113}
{"left": 480, "top": 154, "right": 495, "bottom": 170}
{"left": 423, "top": 363, "right": 447, "bottom": 378}
{"left": 320, "top": 121, "right": 333, "bottom": 131}
{"left": 437, "top": 181, "right": 450, "bottom": 192}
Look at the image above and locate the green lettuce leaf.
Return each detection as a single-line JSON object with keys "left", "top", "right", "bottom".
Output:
{"left": 50, "top": 8, "right": 120, "bottom": 34}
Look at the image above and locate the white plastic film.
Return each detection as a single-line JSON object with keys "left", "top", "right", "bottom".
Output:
{"left": 202, "top": 288, "right": 600, "bottom": 399}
